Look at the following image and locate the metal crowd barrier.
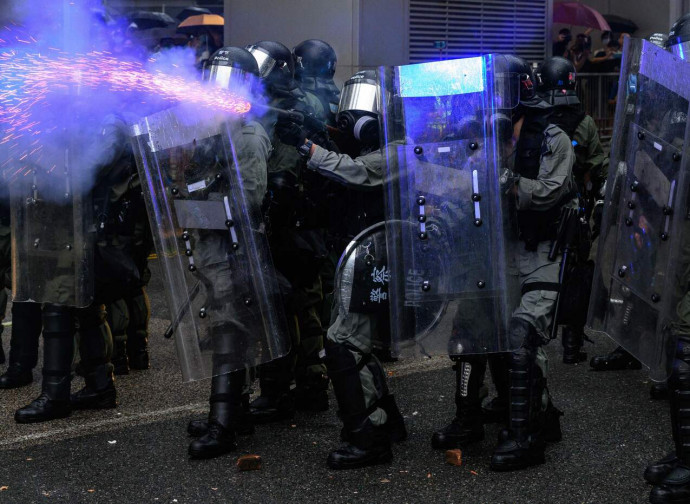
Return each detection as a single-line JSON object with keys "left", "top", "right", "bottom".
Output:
{"left": 575, "top": 72, "right": 620, "bottom": 148}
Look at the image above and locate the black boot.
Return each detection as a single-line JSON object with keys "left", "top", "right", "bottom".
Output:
{"left": 432, "top": 357, "right": 487, "bottom": 450}
{"left": 189, "top": 370, "right": 251, "bottom": 459}
{"left": 15, "top": 306, "right": 73, "bottom": 424}
{"left": 71, "top": 377, "right": 117, "bottom": 410}
{"left": 483, "top": 353, "right": 510, "bottom": 424}
{"left": 111, "top": 339, "right": 129, "bottom": 376}
{"left": 249, "top": 364, "right": 295, "bottom": 424}
{"left": 125, "top": 289, "right": 150, "bottom": 370}
{"left": 491, "top": 320, "right": 548, "bottom": 472}
{"left": 590, "top": 346, "right": 641, "bottom": 371}
{"left": 562, "top": 326, "right": 587, "bottom": 364}
{"left": 71, "top": 313, "right": 117, "bottom": 410}
{"left": 188, "top": 393, "right": 253, "bottom": 437}
{"left": 645, "top": 452, "right": 680, "bottom": 485}
{"left": 0, "top": 302, "right": 41, "bottom": 389}
{"left": 650, "top": 387, "right": 690, "bottom": 503}
{"left": 324, "top": 342, "right": 393, "bottom": 469}
{"left": 327, "top": 418, "right": 392, "bottom": 470}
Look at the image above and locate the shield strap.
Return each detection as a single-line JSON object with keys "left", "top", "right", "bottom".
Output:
{"left": 521, "top": 282, "right": 561, "bottom": 295}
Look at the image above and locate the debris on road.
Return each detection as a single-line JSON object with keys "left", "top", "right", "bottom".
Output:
{"left": 237, "top": 454, "right": 262, "bottom": 471}
{"left": 445, "top": 449, "right": 462, "bottom": 466}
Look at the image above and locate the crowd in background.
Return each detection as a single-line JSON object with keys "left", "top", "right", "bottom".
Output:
{"left": 553, "top": 28, "right": 630, "bottom": 73}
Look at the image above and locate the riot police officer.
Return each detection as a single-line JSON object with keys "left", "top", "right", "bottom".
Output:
{"left": 177, "top": 46, "right": 278, "bottom": 459}
{"left": 645, "top": 14, "right": 690, "bottom": 504}
{"left": 292, "top": 39, "right": 340, "bottom": 127}
{"left": 535, "top": 56, "right": 608, "bottom": 365}
{"left": 12, "top": 113, "right": 136, "bottom": 423}
{"left": 246, "top": 40, "right": 331, "bottom": 420}
{"left": 432, "top": 56, "right": 573, "bottom": 471}
{"left": 277, "top": 70, "right": 406, "bottom": 469}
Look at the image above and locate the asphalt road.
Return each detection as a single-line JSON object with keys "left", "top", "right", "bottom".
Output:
{"left": 0, "top": 261, "right": 671, "bottom": 504}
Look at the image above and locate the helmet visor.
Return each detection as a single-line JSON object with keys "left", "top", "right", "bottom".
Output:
{"left": 205, "top": 65, "right": 250, "bottom": 89}
{"left": 338, "top": 81, "right": 379, "bottom": 115}
{"left": 247, "top": 46, "right": 278, "bottom": 78}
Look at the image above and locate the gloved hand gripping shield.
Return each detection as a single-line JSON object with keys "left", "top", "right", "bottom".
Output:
{"left": 587, "top": 38, "right": 690, "bottom": 381}
{"left": 8, "top": 142, "right": 94, "bottom": 307}
{"left": 131, "top": 107, "right": 290, "bottom": 381}
{"left": 379, "top": 55, "right": 522, "bottom": 358}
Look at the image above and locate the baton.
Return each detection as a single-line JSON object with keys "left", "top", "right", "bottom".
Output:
{"left": 163, "top": 280, "right": 202, "bottom": 339}
{"left": 549, "top": 207, "right": 579, "bottom": 341}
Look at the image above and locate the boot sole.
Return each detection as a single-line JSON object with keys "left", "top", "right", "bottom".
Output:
{"left": 71, "top": 396, "right": 118, "bottom": 410}
{"left": 649, "top": 492, "right": 690, "bottom": 504}
{"left": 188, "top": 444, "right": 238, "bottom": 460}
{"left": 327, "top": 449, "right": 393, "bottom": 470}
{"left": 15, "top": 409, "right": 72, "bottom": 424}
{"left": 188, "top": 425, "right": 254, "bottom": 437}
{"left": 490, "top": 453, "right": 545, "bottom": 472}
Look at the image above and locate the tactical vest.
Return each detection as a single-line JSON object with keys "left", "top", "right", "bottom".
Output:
{"left": 515, "top": 112, "right": 568, "bottom": 250}
{"left": 549, "top": 106, "right": 586, "bottom": 177}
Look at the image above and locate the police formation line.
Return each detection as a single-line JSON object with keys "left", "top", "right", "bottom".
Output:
{"left": 3, "top": 14, "right": 690, "bottom": 504}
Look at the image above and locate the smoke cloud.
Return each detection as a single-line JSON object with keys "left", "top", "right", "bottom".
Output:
{"left": 0, "top": 0, "right": 256, "bottom": 201}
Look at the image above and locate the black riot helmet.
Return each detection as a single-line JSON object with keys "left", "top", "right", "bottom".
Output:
{"left": 499, "top": 55, "right": 537, "bottom": 103}
{"left": 666, "top": 12, "right": 690, "bottom": 59}
{"left": 536, "top": 56, "right": 579, "bottom": 106}
{"left": 293, "top": 39, "right": 337, "bottom": 79}
{"left": 336, "top": 70, "right": 381, "bottom": 147}
{"left": 204, "top": 46, "right": 260, "bottom": 91}
{"left": 245, "top": 40, "right": 296, "bottom": 87}
{"left": 496, "top": 55, "right": 547, "bottom": 121}
{"left": 293, "top": 39, "right": 340, "bottom": 124}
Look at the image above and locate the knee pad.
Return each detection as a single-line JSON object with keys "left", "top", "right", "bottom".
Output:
{"left": 323, "top": 340, "right": 358, "bottom": 378}
{"left": 76, "top": 303, "right": 107, "bottom": 330}
{"left": 508, "top": 317, "right": 538, "bottom": 349}
{"left": 107, "top": 299, "right": 130, "bottom": 340}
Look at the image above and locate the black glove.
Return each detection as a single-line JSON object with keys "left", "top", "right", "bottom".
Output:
{"left": 275, "top": 119, "right": 308, "bottom": 147}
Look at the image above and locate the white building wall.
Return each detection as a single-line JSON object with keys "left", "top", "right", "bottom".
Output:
{"left": 223, "top": 0, "right": 363, "bottom": 87}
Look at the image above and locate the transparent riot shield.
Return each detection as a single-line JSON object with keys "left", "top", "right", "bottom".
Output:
{"left": 380, "top": 56, "right": 521, "bottom": 358}
{"left": 8, "top": 144, "right": 94, "bottom": 307}
{"left": 131, "top": 106, "right": 290, "bottom": 382}
{"left": 587, "top": 38, "right": 690, "bottom": 381}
